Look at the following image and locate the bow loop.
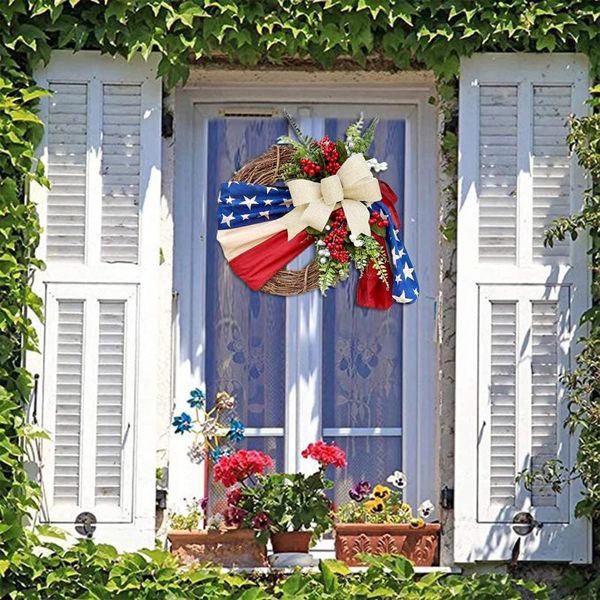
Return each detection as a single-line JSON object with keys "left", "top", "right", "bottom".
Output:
{"left": 320, "top": 175, "right": 344, "bottom": 206}
{"left": 281, "top": 153, "right": 381, "bottom": 240}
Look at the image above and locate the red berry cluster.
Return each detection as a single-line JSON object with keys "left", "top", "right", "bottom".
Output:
{"left": 324, "top": 209, "right": 350, "bottom": 263}
{"left": 319, "top": 136, "right": 341, "bottom": 174}
{"left": 299, "top": 158, "right": 321, "bottom": 177}
{"left": 369, "top": 212, "right": 389, "bottom": 229}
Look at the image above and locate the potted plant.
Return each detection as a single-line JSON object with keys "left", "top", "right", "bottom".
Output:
{"left": 167, "top": 388, "right": 269, "bottom": 568}
{"left": 214, "top": 441, "right": 347, "bottom": 554}
{"left": 334, "top": 471, "right": 440, "bottom": 566}
{"left": 167, "top": 493, "right": 269, "bottom": 567}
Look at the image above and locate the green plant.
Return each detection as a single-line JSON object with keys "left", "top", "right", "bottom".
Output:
{"left": 214, "top": 442, "right": 345, "bottom": 544}
{"left": 237, "top": 470, "right": 335, "bottom": 545}
{"left": 169, "top": 497, "right": 205, "bottom": 531}
{"left": 336, "top": 473, "right": 435, "bottom": 526}
{"left": 1, "top": 545, "right": 552, "bottom": 599}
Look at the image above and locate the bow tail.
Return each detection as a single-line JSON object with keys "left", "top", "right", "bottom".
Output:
{"left": 356, "top": 232, "right": 393, "bottom": 310}
{"left": 342, "top": 199, "right": 372, "bottom": 238}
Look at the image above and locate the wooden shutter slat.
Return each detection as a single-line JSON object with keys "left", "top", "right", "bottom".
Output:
{"left": 53, "top": 300, "right": 84, "bottom": 505}
{"left": 478, "top": 84, "right": 518, "bottom": 263}
{"left": 101, "top": 83, "right": 141, "bottom": 264}
{"left": 95, "top": 301, "right": 126, "bottom": 506}
{"left": 46, "top": 82, "right": 88, "bottom": 262}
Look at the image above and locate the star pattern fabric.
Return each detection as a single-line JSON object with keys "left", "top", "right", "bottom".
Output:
{"left": 216, "top": 181, "right": 419, "bottom": 306}
{"left": 218, "top": 181, "right": 292, "bottom": 230}
{"left": 371, "top": 201, "right": 419, "bottom": 304}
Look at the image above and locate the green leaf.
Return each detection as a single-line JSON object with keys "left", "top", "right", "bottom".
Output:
{"left": 318, "top": 559, "right": 339, "bottom": 593}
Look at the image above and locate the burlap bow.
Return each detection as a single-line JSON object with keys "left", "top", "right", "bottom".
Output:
{"left": 281, "top": 153, "right": 381, "bottom": 240}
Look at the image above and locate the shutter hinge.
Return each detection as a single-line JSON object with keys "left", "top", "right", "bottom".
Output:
{"left": 440, "top": 485, "right": 454, "bottom": 510}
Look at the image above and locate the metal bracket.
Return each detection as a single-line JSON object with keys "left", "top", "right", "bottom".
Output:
{"left": 156, "top": 488, "right": 168, "bottom": 510}
{"left": 440, "top": 485, "right": 454, "bottom": 510}
{"left": 512, "top": 512, "right": 542, "bottom": 536}
{"left": 74, "top": 511, "right": 97, "bottom": 538}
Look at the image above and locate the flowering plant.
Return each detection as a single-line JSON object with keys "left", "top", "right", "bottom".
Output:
{"left": 215, "top": 441, "right": 346, "bottom": 544}
{"left": 279, "top": 113, "right": 391, "bottom": 294}
{"left": 171, "top": 388, "right": 245, "bottom": 464}
{"left": 336, "top": 470, "right": 435, "bottom": 528}
{"left": 169, "top": 497, "right": 207, "bottom": 531}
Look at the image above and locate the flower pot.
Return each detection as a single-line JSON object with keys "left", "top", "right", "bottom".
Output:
{"left": 168, "top": 528, "right": 267, "bottom": 567}
{"left": 334, "top": 523, "right": 441, "bottom": 567}
{"left": 271, "top": 531, "right": 313, "bottom": 554}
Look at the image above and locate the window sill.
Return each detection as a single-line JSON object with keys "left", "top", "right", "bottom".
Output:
{"left": 227, "top": 565, "right": 462, "bottom": 575}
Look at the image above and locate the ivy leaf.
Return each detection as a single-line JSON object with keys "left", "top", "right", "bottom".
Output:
{"left": 21, "top": 87, "right": 50, "bottom": 103}
{"left": 8, "top": 109, "right": 42, "bottom": 124}
{"left": 536, "top": 34, "right": 557, "bottom": 51}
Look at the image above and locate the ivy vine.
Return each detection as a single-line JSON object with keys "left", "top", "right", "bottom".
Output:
{"left": 1, "top": 0, "right": 600, "bottom": 588}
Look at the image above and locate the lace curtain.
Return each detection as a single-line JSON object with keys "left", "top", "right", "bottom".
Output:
{"left": 203, "top": 114, "right": 405, "bottom": 508}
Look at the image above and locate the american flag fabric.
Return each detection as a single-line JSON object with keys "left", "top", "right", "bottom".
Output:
{"left": 216, "top": 180, "right": 419, "bottom": 306}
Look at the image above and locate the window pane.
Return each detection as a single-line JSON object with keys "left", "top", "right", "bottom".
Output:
{"left": 205, "top": 117, "right": 288, "bottom": 428}
{"left": 324, "top": 436, "right": 402, "bottom": 507}
{"left": 205, "top": 116, "right": 288, "bottom": 511}
{"left": 322, "top": 118, "right": 405, "bottom": 430}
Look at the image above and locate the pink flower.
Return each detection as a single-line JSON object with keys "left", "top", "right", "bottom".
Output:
{"left": 301, "top": 441, "right": 347, "bottom": 468}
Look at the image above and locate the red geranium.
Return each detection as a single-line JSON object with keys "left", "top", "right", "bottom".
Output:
{"left": 301, "top": 441, "right": 347, "bottom": 468}
{"left": 213, "top": 449, "right": 274, "bottom": 488}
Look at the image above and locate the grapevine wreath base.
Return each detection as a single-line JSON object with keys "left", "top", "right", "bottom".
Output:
{"left": 216, "top": 114, "right": 419, "bottom": 310}
{"left": 233, "top": 144, "right": 319, "bottom": 296}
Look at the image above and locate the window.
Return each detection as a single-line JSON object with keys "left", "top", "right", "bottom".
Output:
{"left": 172, "top": 77, "right": 438, "bottom": 525}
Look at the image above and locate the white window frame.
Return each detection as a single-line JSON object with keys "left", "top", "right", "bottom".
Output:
{"left": 170, "top": 72, "right": 439, "bottom": 550}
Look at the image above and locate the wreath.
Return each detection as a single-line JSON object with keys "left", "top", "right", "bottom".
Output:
{"left": 216, "top": 113, "right": 419, "bottom": 310}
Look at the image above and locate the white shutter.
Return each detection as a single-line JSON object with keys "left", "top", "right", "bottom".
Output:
{"left": 455, "top": 54, "right": 591, "bottom": 563}
{"left": 28, "top": 52, "right": 161, "bottom": 549}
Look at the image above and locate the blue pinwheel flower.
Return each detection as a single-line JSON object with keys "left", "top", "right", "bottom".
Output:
{"left": 187, "top": 388, "right": 205, "bottom": 408}
{"left": 227, "top": 418, "right": 245, "bottom": 443}
{"left": 172, "top": 412, "right": 192, "bottom": 434}
{"left": 209, "top": 446, "right": 233, "bottom": 462}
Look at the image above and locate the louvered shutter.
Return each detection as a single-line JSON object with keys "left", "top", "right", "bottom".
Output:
{"left": 28, "top": 52, "right": 161, "bottom": 549}
{"left": 455, "top": 54, "right": 591, "bottom": 563}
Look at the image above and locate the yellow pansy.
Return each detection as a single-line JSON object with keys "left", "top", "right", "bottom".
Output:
{"left": 410, "top": 517, "right": 425, "bottom": 529}
{"left": 373, "top": 484, "right": 391, "bottom": 499}
{"left": 365, "top": 499, "right": 385, "bottom": 514}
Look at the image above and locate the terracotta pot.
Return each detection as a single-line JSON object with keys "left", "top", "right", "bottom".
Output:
{"left": 334, "top": 523, "right": 441, "bottom": 567}
{"left": 168, "top": 528, "right": 267, "bottom": 568}
{"left": 271, "top": 531, "right": 313, "bottom": 553}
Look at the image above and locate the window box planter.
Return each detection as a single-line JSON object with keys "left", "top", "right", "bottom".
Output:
{"left": 334, "top": 523, "right": 441, "bottom": 567}
{"left": 168, "top": 529, "right": 267, "bottom": 568}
